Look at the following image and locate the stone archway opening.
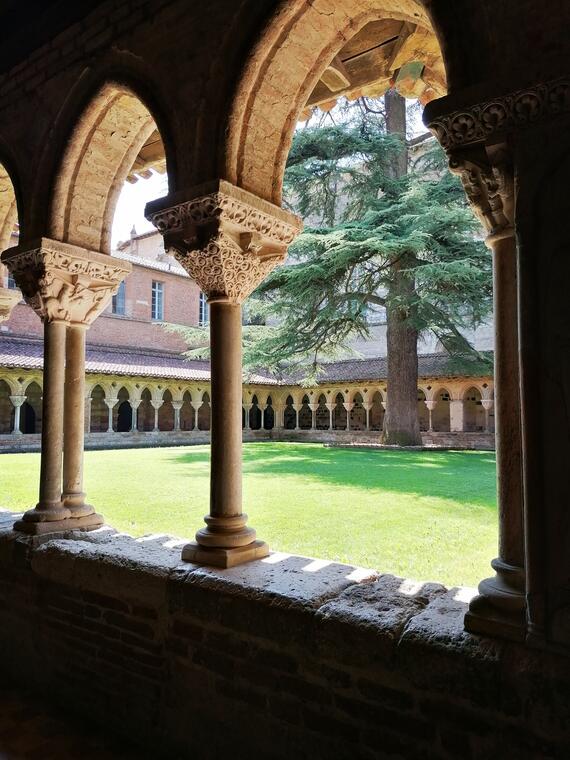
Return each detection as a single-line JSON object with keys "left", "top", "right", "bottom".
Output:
{"left": 115, "top": 387, "right": 132, "bottom": 432}
{"left": 417, "top": 388, "right": 429, "bottom": 431}
{"left": 432, "top": 388, "right": 451, "bottom": 432}
{"left": 0, "top": 379, "right": 14, "bottom": 433}
{"left": 298, "top": 394, "right": 312, "bottom": 430}
{"left": 369, "top": 391, "right": 385, "bottom": 431}
{"left": 159, "top": 389, "right": 175, "bottom": 432}
{"left": 249, "top": 395, "right": 262, "bottom": 430}
{"left": 180, "top": 391, "right": 195, "bottom": 431}
{"left": 316, "top": 393, "right": 329, "bottom": 430}
{"left": 350, "top": 392, "right": 366, "bottom": 431}
{"left": 464, "top": 386, "right": 484, "bottom": 432}
{"left": 284, "top": 395, "right": 296, "bottom": 430}
{"left": 198, "top": 392, "right": 210, "bottom": 431}
{"left": 332, "top": 393, "right": 347, "bottom": 431}
{"left": 263, "top": 396, "right": 274, "bottom": 430}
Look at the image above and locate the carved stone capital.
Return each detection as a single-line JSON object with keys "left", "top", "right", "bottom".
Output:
{"left": 145, "top": 180, "right": 302, "bottom": 303}
{"left": 424, "top": 77, "right": 570, "bottom": 151}
{"left": 0, "top": 238, "right": 131, "bottom": 325}
{"left": 447, "top": 145, "right": 514, "bottom": 240}
{"left": 0, "top": 286, "right": 20, "bottom": 323}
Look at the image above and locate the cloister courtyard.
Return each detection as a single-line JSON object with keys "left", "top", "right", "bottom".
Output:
{"left": 0, "top": 443, "right": 496, "bottom": 587}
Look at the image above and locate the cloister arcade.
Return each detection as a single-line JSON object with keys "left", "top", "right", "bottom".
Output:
{"left": 0, "top": 369, "right": 494, "bottom": 441}
{"left": 0, "top": 2, "right": 568, "bottom": 754}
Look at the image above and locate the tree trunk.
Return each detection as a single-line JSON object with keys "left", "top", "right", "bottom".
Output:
{"left": 381, "top": 90, "right": 422, "bottom": 445}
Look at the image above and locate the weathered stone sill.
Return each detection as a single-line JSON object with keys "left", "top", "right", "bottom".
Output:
{"left": 0, "top": 509, "right": 567, "bottom": 759}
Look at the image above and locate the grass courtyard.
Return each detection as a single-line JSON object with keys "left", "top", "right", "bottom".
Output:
{"left": 0, "top": 443, "right": 497, "bottom": 588}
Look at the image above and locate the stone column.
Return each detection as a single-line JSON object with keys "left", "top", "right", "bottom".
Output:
{"left": 481, "top": 399, "right": 494, "bottom": 433}
{"left": 364, "top": 403, "right": 371, "bottom": 431}
{"left": 326, "top": 402, "right": 334, "bottom": 430}
{"left": 1, "top": 239, "right": 130, "bottom": 534}
{"left": 151, "top": 400, "right": 161, "bottom": 432}
{"left": 244, "top": 403, "right": 253, "bottom": 430}
{"left": 131, "top": 399, "right": 142, "bottom": 432}
{"left": 446, "top": 149, "right": 526, "bottom": 641}
{"left": 146, "top": 179, "right": 301, "bottom": 567}
{"left": 425, "top": 400, "right": 436, "bottom": 432}
{"left": 274, "top": 404, "right": 284, "bottom": 431}
{"left": 172, "top": 401, "right": 182, "bottom": 431}
{"left": 191, "top": 401, "right": 201, "bottom": 431}
{"left": 344, "top": 401, "right": 353, "bottom": 431}
{"left": 84, "top": 392, "right": 92, "bottom": 434}
{"left": 9, "top": 395, "right": 25, "bottom": 434}
{"left": 309, "top": 402, "right": 318, "bottom": 430}
{"left": 104, "top": 398, "right": 118, "bottom": 433}
{"left": 449, "top": 400, "right": 465, "bottom": 432}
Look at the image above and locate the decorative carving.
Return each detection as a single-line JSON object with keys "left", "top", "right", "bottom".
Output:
{"left": 448, "top": 149, "right": 514, "bottom": 238}
{"left": 425, "top": 77, "right": 570, "bottom": 150}
{"left": 1, "top": 239, "right": 131, "bottom": 325}
{"left": 146, "top": 180, "right": 302, "bottom": 303}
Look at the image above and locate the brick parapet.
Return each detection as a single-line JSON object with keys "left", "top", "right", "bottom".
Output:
{"left": 0, "top": 510, "right": 568, "bottom": 758}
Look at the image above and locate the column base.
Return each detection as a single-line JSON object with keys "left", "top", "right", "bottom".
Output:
{"left": 13, "top": 512, "right": 104, "bottom": 535}
{"left": 464, "top": 559, "right": 526, "bottom": 642}
{"left": 181, "top": 540, "right": 269, "bottom": 568}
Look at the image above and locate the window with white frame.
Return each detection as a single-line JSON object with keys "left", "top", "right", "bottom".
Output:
{"left": 151, "top": 281, "right": 164, "bottom": 321}
{"left": 112, "top": 281, "right": 126, "bottom": 315}
{"left": 199, "top": 291, "right": 209, "bottom": 326}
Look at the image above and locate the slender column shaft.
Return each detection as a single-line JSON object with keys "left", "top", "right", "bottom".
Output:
{"left": 210, "top": 301, "right": 243, "bottom": 519}
{"left": 62, "top": 324, "right": 87, "bottom": 509}
{"left": 153, "top": 404, "right": 160, "bottom": 432}
{"left": 10, "top": 398, "right": 24, "bottom": 434}
{"left": 107, "top": 403, "right": 113, "bottom": 432}
{"left": 37, "top": 320, "right": 68, "bottom": 513}
{"left": 173, "top": 403, "right": 181, "bottom": 431}
{"left": 131, "top": 403, "right": 138, "bottom": 432}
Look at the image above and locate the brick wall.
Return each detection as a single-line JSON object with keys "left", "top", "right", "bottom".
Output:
{"left": 0, "top": 512, "right": 567, "bottom": 759}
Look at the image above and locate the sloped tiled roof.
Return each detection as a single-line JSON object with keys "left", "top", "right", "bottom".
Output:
{"left": 112, "top": 250, "right": 189, "bottom": 277}
{"left": 0, "top": 335, "right": 492, "bottom": 386}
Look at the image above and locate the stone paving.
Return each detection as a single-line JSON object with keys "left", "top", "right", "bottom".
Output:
{"left": 0, "top": 677, "right": 144, "bottom": 759}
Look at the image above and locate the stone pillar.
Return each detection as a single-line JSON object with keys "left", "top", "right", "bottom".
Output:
{"left": 364, "top": 403, "right": 371, "bottom": 431}
{"left": 445, "top": 148, "right": 526, "bottom": 641}
{"left": 9, "top": 395, "right": 25, "bottom": 434}
{"left": 309, "top": 402, "right": 318, "bottom": 430}
{"left": 344, "top": 402, "right": 354, "bottom": 431}
{"left": 425, "top": 400, "right": 436, "bottom": 432}
{"left": 104, "top": 397, "right": 117, "bottom": 433}
{"left": 146, "top": 179, "right": 301, "bottom": 567}
{"left": 1, "top": 239, "right": 130, "bottom": 534}
{"left": 151, "top": 400, "right": 161, "bottom": 432}
{"left": 172, "top": 401, "right": 182, "bottom": 431}
{"left": 449, "top": 400, "right": 465, "bottom": 432}
{"left": 244, "top": 403, "right": 253, "bottom": 430}
{"left": 191, "top": 401, "right": 201, "bottom": 431}
{"left": 481, "top": 399, "right": 494, "bottom": 433}
{"left": 84, "top": 392, "right": 92, "bottom": 435}
{"left": 274, "top": 404, "right": 284, "bottom": 431}
{"left": 326, "top": 402, "right": 334, "bottom": 430}
{"left": 131, "top": 399, "right": 142, "bottom": 432}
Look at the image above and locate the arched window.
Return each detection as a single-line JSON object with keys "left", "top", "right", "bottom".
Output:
{"left": 369, "top": 391, "right": 384, "bottom": 431}
{"left": 464, "top": 387, "right": 484, "bottom": 432}
{"left": 115, "top": 387, "right": 132, "bottom": 432}
{"left": 350, "top": 392, "right": 366, "bottom": 431}
{"left": 298, "top": 394, "right": 312, "bottom": 430}
{"left": 263, "top": 396, "right": 275, "bottom": 430}
{"left": 180, "top": 391, "right": 194, "bottom": 431}
{"left": 0, "top": 380, "right": 14, "bottom": 434}
{"left": 432, "top": 389, "right": 451, "bottom": 432}
{"left": 315, "top": 394, "right": 329, "bottom": 430}
{"left": 249, "top": 395, "right": 262, "bottom": 430}
{"left": 159, "top": 389, "right": 175, "bottom": 431}
{"left": 89, "top": 385, "right": 107, "bottom": 433}
{"left": 198, "top": 392, "right": 210, "bottom": 431}
{"left": 137, "top": 389, "right": 154, "bottom": 432}
{"left": 332, "top": 393, "right": 347, "bottom": 431}
{"left": 283, "top": 395, "right": 296, "bottom": 430}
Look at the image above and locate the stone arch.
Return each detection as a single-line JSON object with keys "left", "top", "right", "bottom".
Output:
{"left": 249, "top": 394, "right": 262, "bottom": 430}
{"left": 180, "top": 390, "right": 195, "bottom": 431}
{"left": 223, "top": 0, "right": 446, "bottom": 204}
{"left": 49, "top": 81, "right": 170, "bottom": 254}
{"left": 0, "top": 161, "right": 20, "bottom": 253}
{"left": 159, "top": 388, "right": 175, "bottom": 431}
{"left": 137, "top": 388, "right": 154, "bottom": 432}
{"left": 115, "top": 386, "right": 132, "bottom": 432}
{"left": 89, "top": 384, "right": 107, "bottom": 433}
{"left": 263, "top": 395, "right": 275, "bottom": 430}
{"left": 432, "top": 387, "right": 451, "bottom": 432}
{"left": 21, "top": 380, "right": 42, "bottom": 434}
{"left": 316, "top": 393, "right": 329, "bottom": 430}
{"left": 350, "top": 391, "right": 366, "bottom": 431}
{"left": 417, "top": 388, "right": 429, "bottom": 431}
{"left": 332, "top": 392, "right": 347, "bottom": 431}
{"left": 198, "top": 392, "right": 211, "bottom": 431}
{"left": 284, "top": 394, "right": 296, "bottom": 430}
{"left": 369, "top": 390, "right": 385, "bottom": 431}
{"left": 463, "top": 385, "right": 485, "bottom": 432}
{"left": 0, "top": 379, "right": 14, "bottom": 433}
{"left": 298, "top": 394, "right": 312, "bottom": 430}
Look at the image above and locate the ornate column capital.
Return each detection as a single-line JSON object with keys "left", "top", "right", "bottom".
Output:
{"left": 481, "top": 398, "right": 494, "bottom": 411}
{"left": 145, "top": 180, "right": 302, "bottom": 304}
{"left": 104, "top": 397, "right": 119, "bottom": 409}
{"left": 1, "top": 238, "right": 131, "bottom": 324}
{"left": 425, "top": 400, "right": 437, "bottom": 411}
{"left": 0, "top": 287, "right": 20, "bottom": 323}
{"left": 9, "top": 394, "right": 26, "bottom": 407}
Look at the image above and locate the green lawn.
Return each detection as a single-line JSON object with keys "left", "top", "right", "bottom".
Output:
{"left": 0, "top": 443, "right": 497, "bottom": 587}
